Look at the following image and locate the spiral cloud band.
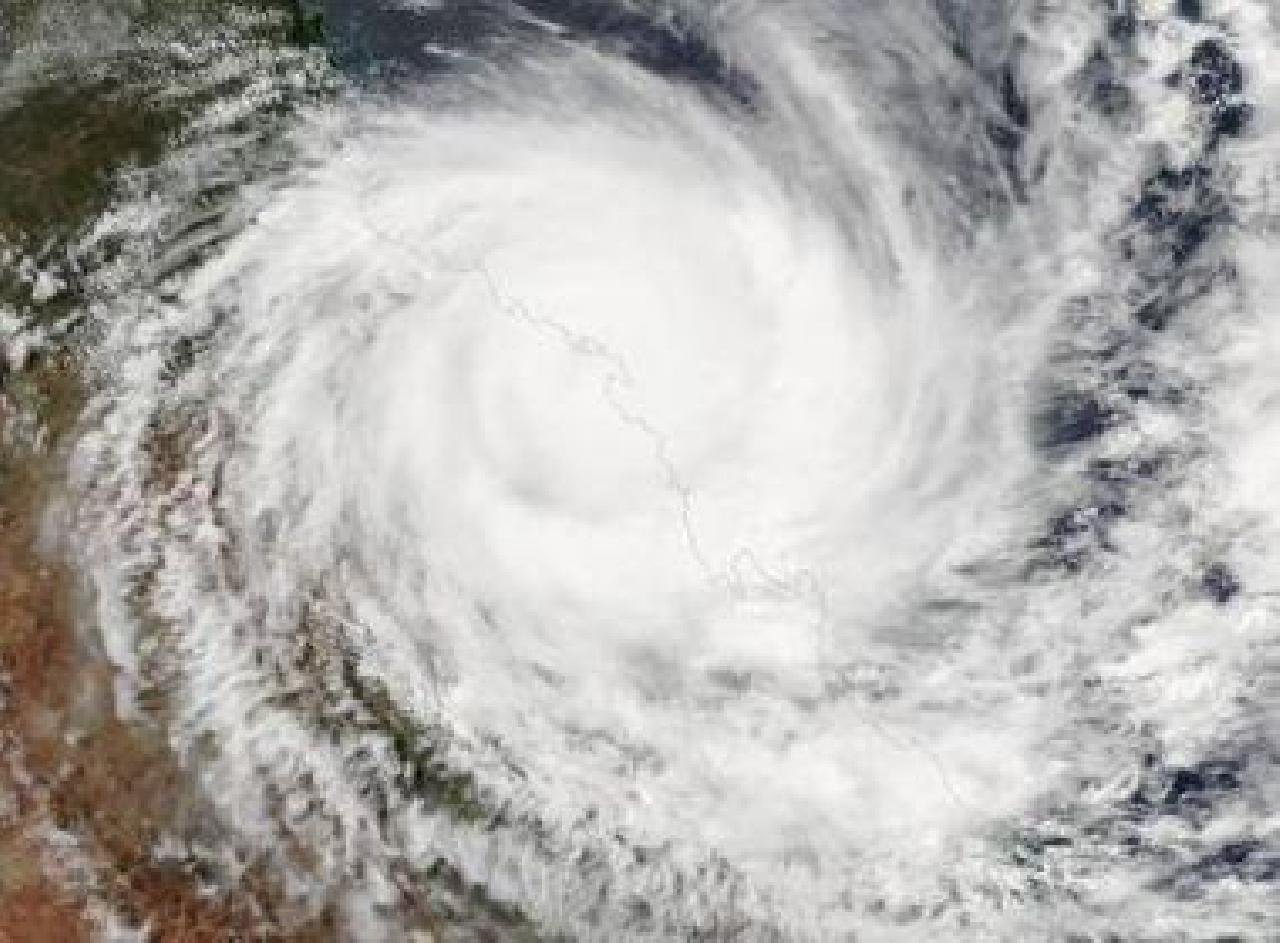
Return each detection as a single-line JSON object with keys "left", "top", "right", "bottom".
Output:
{"left": 66, "top": 0, "right": 1280, "bottom": 938}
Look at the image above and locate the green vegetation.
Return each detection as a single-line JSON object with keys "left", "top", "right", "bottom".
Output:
{"left": 0, "top": 82, "right": 173, "bottom": 238}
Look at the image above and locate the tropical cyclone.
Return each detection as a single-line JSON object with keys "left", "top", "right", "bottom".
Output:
{"left": 65, "top": 1, "right": 1280, "bottom": 939}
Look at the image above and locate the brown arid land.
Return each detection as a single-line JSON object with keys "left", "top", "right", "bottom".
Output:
{"left": 0, "top": 1, "right": 341, "bottom": 936}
